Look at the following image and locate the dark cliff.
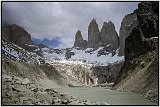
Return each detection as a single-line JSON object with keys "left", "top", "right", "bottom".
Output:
{"left": 113, "top": 2, "right": 159, "bottom": 104}
{"left": 118, "top": 12, "right": 138, "bottom": 56}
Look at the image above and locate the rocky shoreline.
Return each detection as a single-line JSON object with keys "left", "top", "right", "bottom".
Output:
{"left": 2, "top": 74, "right": 109, "bottom": 105}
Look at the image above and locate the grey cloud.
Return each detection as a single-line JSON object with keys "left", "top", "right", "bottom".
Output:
{"left": 2, "top": 2, "right": 139, "bottom": 48}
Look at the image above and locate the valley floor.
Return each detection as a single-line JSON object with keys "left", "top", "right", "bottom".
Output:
{"left": 2, "top": 74, "right": 97, "bottom": 105}
{"left": 2, "top": 73, "right": 157, "bottom": 105}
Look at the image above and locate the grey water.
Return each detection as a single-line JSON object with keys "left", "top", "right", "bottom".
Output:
{"left": 55, "top": 87, "right": 157, "bottom": 105}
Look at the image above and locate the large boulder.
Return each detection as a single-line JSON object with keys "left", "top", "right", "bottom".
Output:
{"left": 73, "top": 30, "right": 87, "bottom": 49}
{"left": 65, "top": 49, "right": 75, "bottom": 59}
{"left": 100, "top": 21, "right": 119, "bottom": 50}
{"left": 118, "top": 12, "right": 138, "bottom": 56}
{"left": 87, "top": 18, "right": 100, "bottom": 48}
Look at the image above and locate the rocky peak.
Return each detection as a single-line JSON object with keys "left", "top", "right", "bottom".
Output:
{"left": 75, "top": 30, "right": 83, "bottom": 42}
{"left": 107, "top": 21, "right": 114, "bottom": 26}
{"left": 88, "top": 18, "right": 100, "bottom": 48}
{"left": 118, "top": 12, "right": 138, "bottom": 56}
{"left": 92, "top": 18, "right": 96, "bottom": 23}
{"left": 100, "top": 21, "right": 119, "bottom": 50}
{"left": 2, "top": 24, "right": 32, "bottom": 47}
{"left": 73, "top": 30, "right": 87, "bottom": 49}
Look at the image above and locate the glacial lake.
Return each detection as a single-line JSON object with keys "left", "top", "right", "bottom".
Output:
{"left": 55, "top": 87, "right": 157, "bottom": 105}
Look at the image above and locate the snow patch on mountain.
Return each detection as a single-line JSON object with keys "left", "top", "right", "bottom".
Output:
{"left": 41, "top": 46, "right": 124, "bottom": 66}
{"left": 70, "top": 47, "right": 124, "bottom": 66}
{"left": 2, "top": 37, "right": 43, "bottom": 65}
{"left": 42, "top": 48, "right": 66, "bottom": 61}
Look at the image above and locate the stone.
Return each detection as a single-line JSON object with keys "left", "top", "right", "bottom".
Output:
{"left": 32, "top": 88, "right": 39, "bottom": 93}
{"left": 61, "top": 100, "right": 70, "bottom": 105}
{"left": 73, "top": 30, "right": 87, "bottom": 49}
{"left": 12, "top": 87, "right": 21, "bottom": 92}
{"left": 88, "top": 18, "right": 100, "bottom": 48}
{"left": 100, "top": 21, "right": 119, "bottom": 50}
{"left": 118, "top": 12, "right": 139, "bottom": 56}
{"left": 65, "top": 49, "right": 75, "bottom": 59}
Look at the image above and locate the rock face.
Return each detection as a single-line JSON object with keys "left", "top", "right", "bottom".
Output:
{"left": 114, "top": 2, "right": 159, "bottom": 104}
{"left": 88, "top": 18, "right": 100, "bottom": 48}
{"left": 73, "top": 30, "right": 87, "bottom": 49}
{"left": 137, "top": 2, "right": 158, "bottom": 38}
{"left": 100, "top": 21, "right": 119, "bottom": 50}
{"left": 91, "top": 61, "right": 124, "bottom": 84}
{"left": 125, "top": 28, "right": 158, "bottom": 61}
{"left": 2, "top": 24, "right": 32, "bottom": 47}
{"left": 118, "top": 12, "right": 139, "bottom": 56}
{"left": 125, "top": 2, "right": 158, "bottom": 61}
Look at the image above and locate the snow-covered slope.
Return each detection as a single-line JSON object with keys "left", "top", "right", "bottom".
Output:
{"left": 39, "top": 46, "right": 124, "bottom": 66}
{"left": 41, "top": 47, "right": 66, "bottom": 61}
{"left": 69, "top": 47, "right": 124, "bottom": 66}
{"left": 2, "top": 37, "right": 44, "bottom": 64}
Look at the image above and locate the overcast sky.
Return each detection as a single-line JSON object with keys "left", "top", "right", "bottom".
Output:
{"left": 2, "top": 2, "right": 139, "bottom": 48}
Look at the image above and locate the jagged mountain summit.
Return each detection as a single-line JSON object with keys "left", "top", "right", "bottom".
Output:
{"left": 73, "top": 30, "right": 87, "bottom": 49}
{"left": 76, "top": 18, "right": 119, "bottom": 51}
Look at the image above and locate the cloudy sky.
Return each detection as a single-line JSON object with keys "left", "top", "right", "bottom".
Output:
{"left": 2, "top": 2, "right": 139, "bottom": 48}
